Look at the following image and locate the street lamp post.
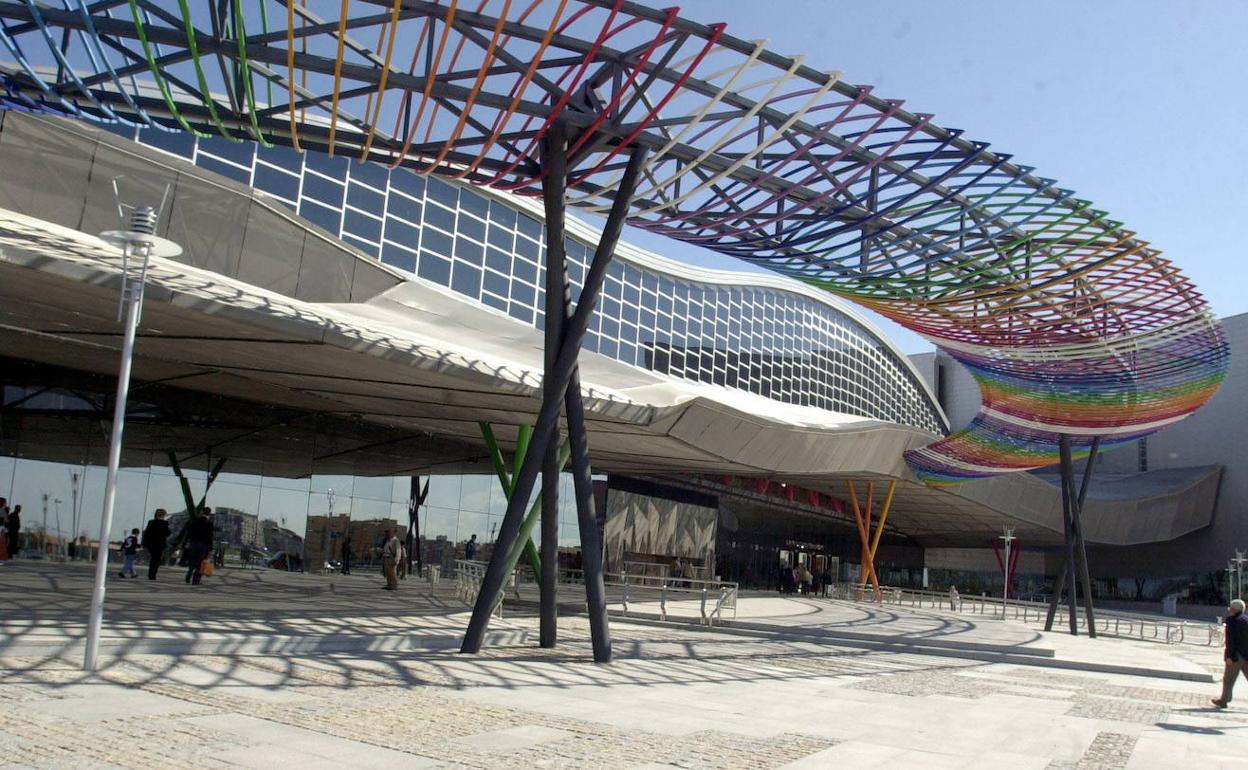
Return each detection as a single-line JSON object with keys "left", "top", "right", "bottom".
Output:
{"left": 53, "top": 498, "right": 63, "bottom": 558}
{"left": 1234, "top": 551, "right": 1247, "bottom": 601}
{"left": 69, "top": 471, "right": 81, "bottom": 559}
{"left": 40, "top": 492, "right": 49, "bottom": 556}
{"left": 83, "top": 188, "right": 180, "bottom": 672}
{"left": 322, "top": 488, "right": 335, "bottom": 574}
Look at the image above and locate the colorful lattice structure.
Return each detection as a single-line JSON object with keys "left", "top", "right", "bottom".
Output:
{"left": 0, "top": 0, "right": 1228, "bottom": 484}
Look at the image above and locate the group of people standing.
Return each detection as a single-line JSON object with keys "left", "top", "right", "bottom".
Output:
{"left": 119, "top": 507, "right": 214, "bottom": 585}
{"left": 0, "top": 497, "right": 21, "bottom": 562}
{"left": 779, "top": 563, "right": 834, "bottom": 597}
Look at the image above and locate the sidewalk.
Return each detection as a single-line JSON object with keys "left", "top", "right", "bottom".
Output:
{"left": 513, "top": 582, "right": 1214, "bottom": 682}
{"left": 2, "top": 561, "right": 1244, "bottom": 768}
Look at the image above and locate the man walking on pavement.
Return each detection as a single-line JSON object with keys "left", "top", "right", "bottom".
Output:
{"left": 1212, "top": 599, "right": 1248, "bottom": 708}
{"left": 381, "top": 528, "right": 400, "bottom": 591}
{"left": 142, "top": 509, "right": 171, "bottom": 580}
{"left": 184, "top": 508, "right": 215, "bottom": 585}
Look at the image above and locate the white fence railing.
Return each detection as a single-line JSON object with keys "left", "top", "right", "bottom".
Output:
{"left": 830, "top": 583, "right": 1224, "bottom": 647}
{"left": 452, "top": 560, "right": 739, "bottom": 627}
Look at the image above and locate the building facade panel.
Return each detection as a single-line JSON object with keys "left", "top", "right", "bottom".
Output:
{"left": 108, "top": 124, "right": 943, "bottom": 435}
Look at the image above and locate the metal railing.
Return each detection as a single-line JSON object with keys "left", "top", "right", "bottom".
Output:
{"left": 452, "top": 560, "right": 739, "bottom": 627}
{"left": 454, "top": 560, "right": 509, "bottom": 618}
{"left": 829, "top": 583, "right": 1224, "bottom": 647}
{"left": 611, "top": 569, "right": 739, "bottom": 626}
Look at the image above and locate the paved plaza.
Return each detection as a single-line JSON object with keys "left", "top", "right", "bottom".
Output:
{"left": 0, "top": 562, "right": 1244, "bottom": 769}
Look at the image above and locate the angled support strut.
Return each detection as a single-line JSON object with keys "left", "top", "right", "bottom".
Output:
{"left": 460, "top": 137, "right": 648, "bottom": 658}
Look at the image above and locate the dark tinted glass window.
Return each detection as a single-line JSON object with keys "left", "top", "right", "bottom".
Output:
{"left": 196, "top": 155, "right": 250, "bottom": 185}
{"left": 343, "top": 210, "right": 382, "bottom": 243}
{"left": 381, "top": 242, "right": 416, "bottom": 273}
{"left": 346, "top": 182, "right": 384, "bottom": 214}
{"left": 451, "top": 262, "right": 482, "bottom": 298}
{"left": 418, "top": 252, "right": 451, "bottom": 284}
{"left": 253, "top": 164, "right": 300, "bottom": 201}
{"left": 302, "top": 173, "right": 344, "bottom": 207}
{"left": 427, "top": 177, "right": 459, "bottom": 208}
{"left": 424, "top": 203, "right": 456, "bottom": 232}
{"left": 349, "top": 159, "right": 389, "bottom": 189}
{"left": 299, "top": 200, "right": 341, "bottom": 235}
{"left": 387, "top": 193, "right": 421, "bottom": 223}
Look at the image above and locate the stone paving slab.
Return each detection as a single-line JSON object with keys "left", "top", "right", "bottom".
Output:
{"left": 3, "top": 562, "right": 1246, "bottom": 768}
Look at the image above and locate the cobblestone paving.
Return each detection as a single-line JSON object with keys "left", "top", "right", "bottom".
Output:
{"left": 1, "top": 656, "right": 836, "bottom": 769}
{"left": 2, "top": 606, "right": 1240, "bottom": 769}
{"left": 1047, "top": 731, "right": 1138, "bottom": 770}
{"left": 849, "top": 663, "right": 1248, "bottom": 740}
{"left": 850, "top": 669, "right": 1007, "bottom": 698}
{"left": 1065, "top": 695, "right": 1169, "bottom": 725}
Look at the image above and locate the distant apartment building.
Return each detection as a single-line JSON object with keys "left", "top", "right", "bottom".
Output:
{"left": 213, "top": 507, "right": 259, "bottom": 547}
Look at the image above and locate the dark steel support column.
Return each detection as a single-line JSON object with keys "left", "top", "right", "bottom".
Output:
{"left": 461, "top": 145, "right": 649, "bottom": 655}
{"left": 1045, "top": 435, "right": 1100, "bottom": 634}
{"left": 564, "top": 376, "right": 610, "bottom": 662}
{"left": 1059, "top": 437, "right": 1080, "bottom": 634}
{"left": 539, "top": 123, "right": 568, "bottom": 649}
{"left": 1070, "top": 435, "right": 1101, "bottom": 637}
{"left": 407, "top": 476, "right": 427, "bottom": 577}
{"left": 1044, "top": 513, "right": 1071, "bottom": 631}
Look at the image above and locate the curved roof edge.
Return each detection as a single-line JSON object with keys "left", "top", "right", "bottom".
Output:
{"left": 467, "top": 182, "right": 950, "bottom": 433}
{"left": 12, "top": 110, "right": 948, "bottom": 434}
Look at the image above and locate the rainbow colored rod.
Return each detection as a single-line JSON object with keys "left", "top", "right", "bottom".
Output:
{"left": 0, "top": 0, "right": 1228, "bottom": 485}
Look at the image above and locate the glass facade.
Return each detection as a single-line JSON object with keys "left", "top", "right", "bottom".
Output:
{"left": 0, "top": 451, "right": 580, "bottom": 574}
{"left": 120, "top": 126, "right": 944, "bottom": 435}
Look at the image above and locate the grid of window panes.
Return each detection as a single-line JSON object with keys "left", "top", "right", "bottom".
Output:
{"left": 0, "top": 453, "right": 578, "bottom": 576}
{"left": 126, "top": 127, "right": 943, "bottom": 435}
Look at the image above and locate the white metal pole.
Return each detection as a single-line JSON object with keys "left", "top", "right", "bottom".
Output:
{"left": 999, "top": 527, "right": 1015, "bottom": 620}
{"left": 84, "top": 244, "right": 146, "bottom": 672}
{"left": 1235, "top": 551, "right": 1246, "bottom": 600}
{"left": 71, "top": 471, "right": 80, "bottom": 555}
{"left": 54, "top": 499, "right": 63, "bottom": 557}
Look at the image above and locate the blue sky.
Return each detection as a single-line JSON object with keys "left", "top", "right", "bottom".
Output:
{"left": 621, "top": 0, "right": 1248, "bottom": 353}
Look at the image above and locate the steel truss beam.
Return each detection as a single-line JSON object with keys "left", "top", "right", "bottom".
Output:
{"left": 0, "top": 0, "right": 1226, "bottom": 488}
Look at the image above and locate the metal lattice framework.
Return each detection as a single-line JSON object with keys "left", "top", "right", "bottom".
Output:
{"left": 0, "top": 0, "right": 1228, "bottom": 484}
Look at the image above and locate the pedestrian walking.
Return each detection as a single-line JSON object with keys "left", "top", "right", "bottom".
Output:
{"left": 821, "top": 567, "right": 833, "bottom": 598}
{"left": 397, "top": 539, "right": 408, "bottom": 580}
{"left": 184, "top": 508, "right": 215, "bottom": 585}
{"left": 799, "top": 564, "right": 813, "bottom": 595}
{"left": 1212, "top": 599, "right": 1248, "bottom": 708}
{"left": 465, "top": 533, "right": 478, "bottom": 561}
{"left": 381, "top": 529, "right": 400, "bottom": 590}
{"left": 340, "top": 535, "right": 352, "bottom": 575}
{"left": 118, "top": 529, "right": 140, "bottom": 578}
{"left": 142, "top": 509, "right": 170, "bottom": 580}
{"left": 0, "top": 517, "right": 9, "bottom": 563}
{"left": 6, "top": 504, "right": 20, "bottom": 559}
{"left": 949, "top": 585, "right": 961, "bottom": 612}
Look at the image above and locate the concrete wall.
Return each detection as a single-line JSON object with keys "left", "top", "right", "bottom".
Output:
{"left": 908, "top": 351, "right": 980, "bottom": 431}
{"left": 0, "top": 111, "right": 400, "bottom": 303}
{"left": 924, "top": 547, "right": 1046, "bottom": 577}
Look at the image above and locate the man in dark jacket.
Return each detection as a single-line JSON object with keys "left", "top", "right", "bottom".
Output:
{"left": 5, "top": 502, "right": 20, "bottom": 558}
{"left": 1213, "top": 599, "right": 1248, "bottom": 707}
{"left": 183, "top": 508, "right": 215, "bottom": 585}
{"left": 142, "top": 509, "right": 171, "bottom": 580}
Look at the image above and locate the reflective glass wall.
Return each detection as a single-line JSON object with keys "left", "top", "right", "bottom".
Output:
{"left": 0, "top": 453, "right": 576, "bottom": 573}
